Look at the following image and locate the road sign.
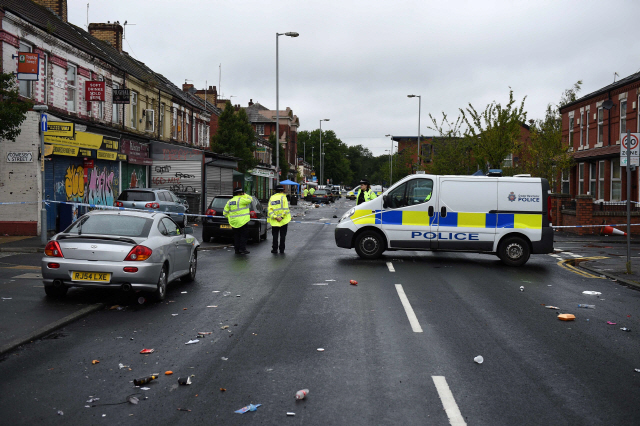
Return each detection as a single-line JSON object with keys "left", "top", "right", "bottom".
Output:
{"left": 621, "top": 133, "right": 640, "bottom": 157}
{"left": 40, "top": 114, "right": 47, "bottom": 132}
{"left": 621, "top": 156, "right": 639, "bottom": 166}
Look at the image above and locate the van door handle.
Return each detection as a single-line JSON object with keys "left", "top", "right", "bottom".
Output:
{"left": 428, "top": 206, "right": 434, "bottom": 217}
{"left": 440, "top": 206, "right": 447, "bottom": 218}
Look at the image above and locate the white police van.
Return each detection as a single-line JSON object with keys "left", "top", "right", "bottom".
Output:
{"left": 334, "top": 174, "right": 553, "bottom": 266}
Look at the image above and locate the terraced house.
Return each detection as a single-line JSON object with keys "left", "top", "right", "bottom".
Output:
{"left": 0, "top": 0, "right": 229, "bottom": 236}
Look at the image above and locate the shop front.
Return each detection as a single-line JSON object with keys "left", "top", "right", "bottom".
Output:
{"left": 205, "top": 155, "right": 237, "bottom": 208}
{"left": 44, "top": 130, "right": 122, "bottom": 232}
{"left": 121, "top": 139, "right": 152, "bottom": 190}
{"left": 248, "top": 166, "right": 276, "bottom": 202}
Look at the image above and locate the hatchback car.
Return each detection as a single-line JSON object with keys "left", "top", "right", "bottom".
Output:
{"left": 42, "top": 210, "right": 199, "bottom": 301}
{"left": 310, "top": 189, "right": 332, "bottom": 204}
{"left": 115, "top": 189, "right": 189, "bottom": 228}
{"left": 202, "top": 195, "right": 267, "bottom": 243}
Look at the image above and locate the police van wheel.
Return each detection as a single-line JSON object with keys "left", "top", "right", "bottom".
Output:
{"left": 355, "top": 230, "right": 385, "bottom": 259}
{"left": 498, "top": 236, "right": 530, "bottom": 267}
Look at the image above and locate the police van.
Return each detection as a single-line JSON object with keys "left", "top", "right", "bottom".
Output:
{"left": 334, "top": 174, "right": 553, "bottom": 266}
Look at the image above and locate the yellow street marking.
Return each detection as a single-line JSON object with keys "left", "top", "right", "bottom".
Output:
{"left": 557, "top": 256, "right": 608, "bottom": 279}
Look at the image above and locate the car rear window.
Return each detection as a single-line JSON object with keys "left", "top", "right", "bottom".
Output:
{"left": 210, "top": 197, "right": 232, "bottom": 209}
{"left": 315, "top": 190, "right": 327, "bottom": 195}
{"left": 65, "top": 215, "right": 153, "bottom": 237}
{"left": 118, "top": 191, "right": 156, "bottom": 202}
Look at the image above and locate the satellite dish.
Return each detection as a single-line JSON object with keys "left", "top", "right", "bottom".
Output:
{"left": 603, "top": 99, "right": 614, "bottom": 110}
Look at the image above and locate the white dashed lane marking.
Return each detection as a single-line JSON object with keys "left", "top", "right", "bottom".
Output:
{"left": 387, "top": 262, "right": 395, "bottom": 272}
{"left": 432, "top": 376, "right": 467, "bottom": 425}
{"left": 395, "top": 284, "right": 423, "bottom": 333}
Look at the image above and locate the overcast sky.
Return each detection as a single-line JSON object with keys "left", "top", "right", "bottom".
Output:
{"left": 70, "top": 0, "right": 640, "bottom": 156}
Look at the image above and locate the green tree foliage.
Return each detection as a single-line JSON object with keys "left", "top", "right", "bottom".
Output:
{"left": 460, "top": 89, "right": 527, "bottom": 170}
{"left": 0, "top": 73, "right": 32, "bottom": 141}
{"left": 297, "top": 129, "right": 353, "bottom": 185}
{"left": 210, "top": 101, "right": 259, "bottom": 173}
{"left": 517, "top": 81, "right": 581, "bottom": 185}
{"left": 346, "top": 144, "right": 376, "bottom": 186}
{"left": 427, "top": 112, "right": 478, "bottom": 175}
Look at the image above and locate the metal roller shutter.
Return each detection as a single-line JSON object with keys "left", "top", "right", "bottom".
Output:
{"left": 151, "top": 160, "right": 202, "bottom": 194}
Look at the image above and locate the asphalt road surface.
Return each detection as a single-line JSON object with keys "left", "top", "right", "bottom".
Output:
{"left": 1, "top": 198, "right": 639, "bottom": 425}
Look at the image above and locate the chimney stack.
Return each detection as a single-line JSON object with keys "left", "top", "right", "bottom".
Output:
{"left": 248, "top": 99, "right": 254, "bottom": 106}
{"left": 33, "top": 0, "right": 68, "bottom": 22}
{"left": 88, "top": 22, "right": 124, "bottom": 52}
{"left": 183, "top": 83, "right": 194, "bottom": 92}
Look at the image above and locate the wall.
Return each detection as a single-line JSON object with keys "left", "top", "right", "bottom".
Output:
{"left": 551, "top": 194, "right": 640, "bottom": 236}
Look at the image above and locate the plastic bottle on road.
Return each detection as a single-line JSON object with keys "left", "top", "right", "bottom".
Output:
{"left": 295, "top": 389, "right": 309, "bottom": 400}
{"left": 577, "top": 304, "right": 595, "bottom": 309}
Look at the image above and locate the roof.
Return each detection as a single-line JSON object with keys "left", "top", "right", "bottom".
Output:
{"left": 560, "top": 71, "right": 640, "bottom": 111}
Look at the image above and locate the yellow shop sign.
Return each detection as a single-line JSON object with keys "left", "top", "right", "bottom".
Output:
{"left": 44, "top": 131, "right": 104, "bottom": 150}
{"left": 97, "top": 150, "right": 118, "bottom": 161}
{"left": 45, "top": 121, "right": 75, "bottom": 137}
{"left": 48, "top": 144, "right": 79, "bottom": 157}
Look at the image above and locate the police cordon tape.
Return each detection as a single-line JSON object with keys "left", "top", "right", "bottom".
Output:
{"left": 0, "top": 200, "right": 639, "bottom": 229}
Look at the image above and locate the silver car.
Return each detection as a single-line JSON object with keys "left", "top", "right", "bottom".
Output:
{"left": 115, "top": 189, "right": 189, "bottom": 228}
{"left": 41, "top": 210, "right": 199, "bottom": 301}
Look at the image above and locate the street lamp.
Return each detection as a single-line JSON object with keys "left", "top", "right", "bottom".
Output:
{"left": 33, "top": 104, "right": 48, "bottom": 245}
{"left": 407, "top": 94, "right": 421, "bottom": 168}
{"left": 385, "top": 134, "right": 395, "bottom": 185}
{"left": 319, "top": 119, "right": 329, "bottom": 186}
{"left": 276, "top": 31, "right": 299, "bottom": 181}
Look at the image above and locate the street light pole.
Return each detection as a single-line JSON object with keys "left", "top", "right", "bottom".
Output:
{"left": 385, "top": 134, "right": 394, "bottom": 185}
{"left": 33, "top": 104, "right": 49, "bottom": 245}
{"left": 408, "top": 94, "right": 421, "bottom": 169}
{"left": 275, "top": 31, "right": 299, "bottom": 182}
{"left": 319, "top": 119, "right": 329, "bottom": 186}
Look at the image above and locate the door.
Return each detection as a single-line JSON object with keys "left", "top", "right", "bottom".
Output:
{"left": 160, "top": 218, "right": 189, "bottom": 277}
{"left": 157, "top": 219, "right": 177, "bottom": 278}
{"left": 436, "top": 178, "right": 497, "bottom": 251}
{"left": 381, "top": 177, "right": 436, "bottom": 249}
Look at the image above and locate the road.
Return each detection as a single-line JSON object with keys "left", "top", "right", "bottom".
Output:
{"left": 1, "top": 197, "right": 639, "bottom": 425}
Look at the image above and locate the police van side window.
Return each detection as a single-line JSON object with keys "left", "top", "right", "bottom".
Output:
{"left": 387, "top": 183, "right": 407, "bottom": 208}
{"left": 407, "top": 179, "right": 433, "bottom": 206}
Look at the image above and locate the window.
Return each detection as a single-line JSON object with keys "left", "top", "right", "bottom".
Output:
{"left": 589, "top": 163, "right": 596, "bottom": 196}
{"left": 597, "top": 107, "right": 604, "bottom": 145}
{"left": 97, "top": 76, "right": 104, "bottom": 120}
{"left": 503, "top": 153, "right": 513, "bottom": 168}
{"left": 406, "top": 179, "right": 433, "bottom": 205}
{"left": 160, "top": 218, "right": 179, "bottom": 236}
{"left": 561, "top": 170, "right": 570, "bottom": 194}
{"left": 18, "top": 42, "right": 32, "bottom": 98}
{"left": 620, "top": 99, "right": 627, "bottom": 137}
{"left": 42, "top": 53, "right": 48, "bottom": 104}
{"left": 256, "top": 124, "right": 265, "bottom": 135}
{"left": 173, "top": 110, "right": 177, "bottom": 138}
{"left": 585, "top": 109, "right": 589, "bottom": 147}
{"left": 145, "top": 109, "right": 155, "bottom": 132}
{"left": 598, "top": 160, "right": 605, "bottom": 199}
{"left": 130, "top": 91, "right": 138, "bottom": 129}
{"left": 569, "top": 116, "right": 574, "bottom": 147}
{"left": 159, "top": 104, "right": 164, "bottom": 137}
{"left": 66, "top": 215, "right": 152, "bottom": 238}
{"left": 112, "top": 83, "right": 119, "bottom": 124}
{"left": 579, "top": 112, "right": 584, "bottom": 148}
{"left": 578, "top": 163, "right": 584, "bottom": 194}
{"left": 611, "top": 158, "right": 621, "bottom": 201}
{"left": 66, "top": 64, "right": 77, "bottom": 112}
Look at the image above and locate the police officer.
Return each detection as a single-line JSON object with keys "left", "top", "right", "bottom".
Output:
{"left": 309, "top": 186, "right": 315, "bottom": 196}
{"left": 268, "top": 184, "right": 291, "bottom": 254}
{"left": 223, "top": 187, "right": 253, "bottom": 255}
{"left": 356, "top": 179, "right": 377, "bottom": 205}
{"left": 303, "top": 187, "right": 309, "bottom": 201}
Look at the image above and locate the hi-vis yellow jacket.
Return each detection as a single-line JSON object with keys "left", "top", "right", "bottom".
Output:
{"left": 356, "top": 188, "right": 377, "bottom": 205}
{"left": 223, "top": 194, "right": 253, "bottom": 228}
{"left": 267, "top": 193, "right": 291, "bottom": 227}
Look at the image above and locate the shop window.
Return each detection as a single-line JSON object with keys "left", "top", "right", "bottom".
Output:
{"left": 611, "top": 158, "right": 621, "bottom": 201}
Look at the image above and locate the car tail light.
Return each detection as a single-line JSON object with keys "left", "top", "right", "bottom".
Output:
{"left": 145, "top": 202, "right": 160, "bottom": 209}
{"left": 124, "top": 245, "right": 152, "bottom": 261}
{"left": 48, "top": 263, "right": 60, "bottom": 269}
{"left": 205, "top": 209, "right": 216, "bottom": 216}
{"left": 547, "top": 195, "right": 553, "bottom": 223}
{"left": 114, "top": 201, "right": 124, "bottom": 207}
{"left": 123, "top": 266, "right": 138, "bottom": 273}
{"left": 250, "top": 210, "right": 258, "bottom": 219}
{"left": 44, "top": 241, "right": 63, "bottom": 257}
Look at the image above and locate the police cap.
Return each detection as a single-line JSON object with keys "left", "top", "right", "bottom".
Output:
{"left": 275, "top": 184, "right": 285, "bottom": 192}
{"left": 233, "top": 187, "right": 244, "bottom": 194}
{"left": 359, "top": 179, "right": 370, "bottom": 185}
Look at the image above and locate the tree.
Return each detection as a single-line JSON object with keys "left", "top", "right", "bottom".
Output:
{"left": 297, "top": 129, "right": 353, "bottom": 185}
{"left": 268, "top": 132, "right": 286, "bottom": 174}
{"left": 0, "top": 72, "right": 33, "bottom": 141}
{"left": 460, "top": 89, "right": 527, "bottom": 170}
{"left": 517, "top": 81, "right": 580, "bottom": 185}
{"left": 210, "top": 101, "right": 259, "bottom": 173}
{"left": 427, "top": 112, "right": 478, "bottom": 175}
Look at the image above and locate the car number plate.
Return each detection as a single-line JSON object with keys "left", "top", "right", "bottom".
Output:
{"left": 220, "top": 224, "right": 231, "bottom": 229}
{"left": 72, "top": 271, "right": 111, "bottom": 282}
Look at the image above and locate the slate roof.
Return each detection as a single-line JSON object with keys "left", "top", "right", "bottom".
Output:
{"left": 560, "top": 71, "right": 640, "bottom": 111}
{"left": 245, "top": 103, "right": 273, "bottom": 123}
{"left": 0, "top": 0, "right": 210, "bottom": 112}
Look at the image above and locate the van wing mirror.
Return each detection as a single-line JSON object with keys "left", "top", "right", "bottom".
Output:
{"left": 382, "top": 195, "right": 389, "bottom": 208}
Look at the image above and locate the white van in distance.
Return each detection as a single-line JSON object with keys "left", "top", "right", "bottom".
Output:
{"left": 335, "top": 174, "right": 553, "bottom": 266}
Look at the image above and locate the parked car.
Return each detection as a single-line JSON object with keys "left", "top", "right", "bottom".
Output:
{"left": 115, "top": 189, "right": 189, "bottom": 228}
{"left": 202, "top": 195, "right": 268, "bottom": 243}
{"left": 310, "top": 189, "right": 332, "bottom": 203}
{"left": 331, "top": 188, "right": 341, "bottom": 199}
{"left": 346, "top": 190, "right": 356, "bottom": 200}
{"left": 41, "top": 210, "right": 199, "bottom": 301}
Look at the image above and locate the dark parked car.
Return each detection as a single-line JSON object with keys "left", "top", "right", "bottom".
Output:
{"left": 115, "top": 189, "right": 189, "bottom": 228}
{"left": 310, "top": 189, "right": 332, "bottom": 204}
{"left": 331, "top": 188, "right": 341, "bottom": 199}
{"left": 202, "top": 195, "right": 267, "bottom": 243}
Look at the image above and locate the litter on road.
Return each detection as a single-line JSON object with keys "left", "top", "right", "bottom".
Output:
{"left": 520, "top": 286, "right": 524, "bottom": 291}
{"left": 546, "top": 306, "right": 560, "bottom": 310}
{"left": 235, "top": 404, "right": 261, "bottom": 414}
{"left": 582, "top": 291, "right": 602, "bottom": 295}
{"left": 133, "top": 375, "right": 158, "bottom": 386}
{"left": 140, "top": 349, "right": 154, "bottom": 354}
{"left": 165, "top": 371, "right": 173, "bottom": 375}
{"left": 620, "top": 327, "right": 631, "bottom": 332}
{"left": 474, "top": 355, "right": 484, "bottom": 364}
{"left": 607, "top": 321, "right": 617, "bottom": 325}
{"left": 287, "top": 412, "right": 296, "bottom": 416}
{"left": 350, "top": 280, "right": 358, "bottom": 286}
{"left": 317, "top": 348, "right": 325, "bottom": 352}
{"left": 295, "top": 389, "right": 309, "bottom": 400}
{"left": 577, "top": 304, "right": 595, "bottom": 309}
{"left": 185, "top": 339, "right": 199, "bottom": 345}
{"left": 177, "top": 408, "right": 191, "bottom": 412}
{"left": 221, "top": 357, "right": 228, "bottom": 361}
{"left": 118, "top": 363, "right": 129, "bottom": 369}
{"left": 178, "top": 377, "right": 192, "bottom": 385}
{"left": 92, "top": 360, "right": 100, "bottom": 364}
{"left": 181, "top": 291, "right": 187, "bottom": 294}
{"left": 137, "top": 297, "right": 146, "bottom": 305}
{"left": 558, "top": 314, "right": 576, "bottom": 321}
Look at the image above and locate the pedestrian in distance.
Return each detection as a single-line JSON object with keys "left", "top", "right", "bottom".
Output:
{"left": 268, "top": 184, "right": 291, "bottom": 254}
{"left": 356, "top": 179, "right": 377, "bottom": 205}
{"left": 223, "top": 187, "right": 253, "bottom": 255}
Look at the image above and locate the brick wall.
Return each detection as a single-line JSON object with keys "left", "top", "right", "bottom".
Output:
{"left": 32, "top": 0, "right": 67, "bottom": 22}
{"left": 88, "top": 23, "right": 123, "bottom": 52}
{"left": 551, "top": 193, "right": 640, "bottom": 235}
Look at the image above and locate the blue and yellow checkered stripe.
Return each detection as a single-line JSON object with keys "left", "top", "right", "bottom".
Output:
{"left": 351, "top": 210, "right": 542, "bottom": 229}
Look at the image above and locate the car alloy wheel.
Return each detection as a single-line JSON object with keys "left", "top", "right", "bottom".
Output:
{"left": 181, "top": 251, "right": 197, "bottom": 282}
{"left": 153, "top": 266, "right": 167, "bottom": 301}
